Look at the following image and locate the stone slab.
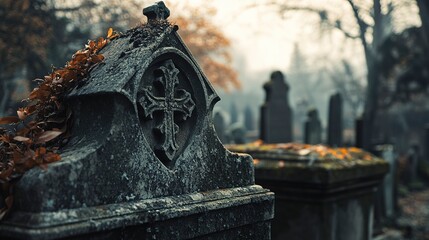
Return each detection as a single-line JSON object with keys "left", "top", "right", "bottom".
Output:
{"left": 0, "top": 186, "right": 273, "bottom": 240}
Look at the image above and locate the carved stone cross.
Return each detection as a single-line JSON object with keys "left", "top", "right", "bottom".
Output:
{"left": 139, "top": 59, "right": 195, "bottom": 162}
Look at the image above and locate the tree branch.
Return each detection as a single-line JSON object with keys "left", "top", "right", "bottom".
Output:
{"left": 51, "top": 2, "right": 96, "bottom": 13}
{"left": 246, "top": 1, "right": 324, "bottom": 15}
{"left": 331, "top": 20, "right": 360, "bottom": 39}
{"left": 346, "top": 0, "right": 371, "bottom": 62}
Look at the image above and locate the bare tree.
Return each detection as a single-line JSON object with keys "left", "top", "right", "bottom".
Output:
{"left": 329, "top": 60, "right": 365, "bottom": 120}
{"left": 417, "top": 0, "right": 429, "bottom": 47}
{"left": 265, "top": 0, "right": 417, "bottom": 149}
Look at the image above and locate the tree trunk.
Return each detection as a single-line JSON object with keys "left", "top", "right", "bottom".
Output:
{"left": 347, "top": 0, "right": 383, "bottom": 150}
{"left": 417, "top": 0, "right": 429, "bottom": 48}
{"left": 360, "top": 0, "right": 383, "bottom": 150}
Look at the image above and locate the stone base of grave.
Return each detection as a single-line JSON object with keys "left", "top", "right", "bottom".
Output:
{"left": 261, "top": 172, "right": 383, "bottom": 240}
{"left": 0, "top": 185, "right": 274, "bottom": 240}
{"left": 228, "top": 145, "right": 389, "bottom": 240}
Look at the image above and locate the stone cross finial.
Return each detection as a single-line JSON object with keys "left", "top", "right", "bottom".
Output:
{"left": 143, "top": 1, "right": 170, "bottom": 22}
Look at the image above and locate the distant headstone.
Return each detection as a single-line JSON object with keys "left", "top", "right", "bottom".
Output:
{"left": 0, "top": 2, "right": 274, "bottom": 239}
{"left": 260, "top": 71, "right": 293, "bottom": 143}
{"left": 378, "top": 145, "right": 396, "bottom": 218}
{"left": 327, "top": 93, "right": 343, "bottom": 147}
{"left": 213, "top": 111, "right": 227, "bottom": 143}
{"left": 355, "top": 117, "right": 364, "bottom": 148}
{"left": 229, "top": 123, "right": 246, "bottom": 144}
{"left": 406, "top": 144, "right": 420, "bottom": 184}
{"left": 373, "top": 144, "right": 397, "bottom": 231}
{"left": 425, "top": 124, "right": 429, "bottom": 162}
{"left": 244, "top": 105, "right": 255, "bottom": 131}
{"left": 304, "top": 109, "right": 322, "bottom": 144}
{"left": 230, "top": 102, "right": 239, "bottom": 124}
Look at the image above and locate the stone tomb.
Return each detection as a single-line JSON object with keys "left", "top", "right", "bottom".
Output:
{"left": 228, "top": 143, "right": 388, "bottom": 240}
{"left": 260, "top": 71, "right": 293, "bottom": 143}
{"left": 0, "top": 2, "right": 274, "bottom": 239}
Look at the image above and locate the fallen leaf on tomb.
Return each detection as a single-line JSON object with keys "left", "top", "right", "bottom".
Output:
{"left": 0, "top": 27, "right": 121, "bottom": 220}
{"left": 35, "top": 130, "right": 63, "bottom": 144}
{"left": 0, "top": 116, "right": 20, "bottom": 125}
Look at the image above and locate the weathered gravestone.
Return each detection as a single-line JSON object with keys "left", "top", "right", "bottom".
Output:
{"left": 0, "top": 2, "right": 274, "bottom": 239}
{"left": 422, "top": 124, "right": 429, "bottom": 164}
{"left": 228, "top": 123, "right": 246, "bottom": 144}
{"left": 304, "top": 108, "right": 322, "bottom": 144}
{"left": 244, "top": 105, "right": 255, "bottom": 131}
{"left": 230, "top": 102, "right": 239, "bottom": 124}
{"left": 260, "top": 71, "right": 293, "bottom": 143}
{"left": 373, "top": 144, "right": 397, "bottom": 228}
{"left": 327, "top": 93, "right": 343, "bottom": 147}
{"left": 355, "top": 117, "right": 364, "bottom": 148}
{"left": 213, "top": 110, "right": 227, "bottom": 143}
{"left": 228, "top": 143, "right": 389, "bottom": 240}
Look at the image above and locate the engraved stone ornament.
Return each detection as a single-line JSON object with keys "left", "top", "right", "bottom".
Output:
{"left": 138, "top": 59, "right": 195, "bottom": 165}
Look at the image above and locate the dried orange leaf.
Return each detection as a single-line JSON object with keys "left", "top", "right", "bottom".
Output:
{"left": 36, "top": 130, "right": 63, "bottom": 144}
{"left": 107, "top": 27, "right": 113, "bottom": 38}
{"left": 0, "top": 116, "right": 20, "bottom": 125}
{"left": 13, "top": 136, "right": 31, "bottom": 142}
{"left": 17, "top": 109, "right": 27, "bottom": 120}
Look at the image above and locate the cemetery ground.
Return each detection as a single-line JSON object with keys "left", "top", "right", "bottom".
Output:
{"left": 376, "top": 187, "right": 429, "bottom": 240}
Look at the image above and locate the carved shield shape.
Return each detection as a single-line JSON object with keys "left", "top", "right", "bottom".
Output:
{"left": 137, "top": 53, "right": 203, "bottom": 168}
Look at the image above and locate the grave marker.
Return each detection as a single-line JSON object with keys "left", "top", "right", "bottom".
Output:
{"left": 260, "top": 71, "right": 293, "bottom": 143}
{"left": 327, "top": 92, "right": 343, "bottom": 147}
{"left": 304, "top": 108, "right": 322, "bottom": 144}
{"left": 0, "top": 3, "right": 274, "bottom": 239}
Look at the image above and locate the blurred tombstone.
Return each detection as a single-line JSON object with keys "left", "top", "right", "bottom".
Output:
{"left": 229, "top": 123, "right": 246, "bottom": 144}
{"left": 373, "top": 144, "right": 396, "bottom": 230}
{"left": 213, "top": 111, "right": 226, "bottom": 143}
{"left": 304, "top": 109, "right": 322, "bottom": 144}
{"left": 260, "top": 71, "right": 293, "bottom": 143}
{"left": 244, "top": 105, "right": 255, "bottom": 131}
{"left": 327, "top": 92, "right": 343, "bottom": 147}
{"left": 230, "top": 102, "right": 238, "bottom": 124}
{"left": 406, "top": 144, "right": 420, "bottom": 184}
{"left": 355, "top": 117, "right": 364, "bottom": 148}
{"left": 425, "top": 124, "right": 429, "bottom": 162}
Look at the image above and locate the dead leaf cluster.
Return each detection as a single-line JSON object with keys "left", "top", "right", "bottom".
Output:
{"left": 0, "top": 28, "right": 119, "bottom": 220}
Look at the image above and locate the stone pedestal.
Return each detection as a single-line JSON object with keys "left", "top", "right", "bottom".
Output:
{"left": 0, "top": 2, "right": 274, "bottom": 239}
{"left": 0, "top": 186, "right": 272, "bottom": 240}
{"left": 228, "top": 143, "right": 388, "bottom": 240}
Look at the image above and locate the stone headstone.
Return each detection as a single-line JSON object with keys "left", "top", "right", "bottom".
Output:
{"left": 244, "top": 105, "right": 255, "bottom": 131}
{"left": 374, "top": 145, "right": 396, "bottom": 219}
{"left": 304, "top": 108, "right": 322, "bottom": 144}
{"left": 230, "top": 102, "right": 238, "bottom": 124}
{"left": 229, "top": 123, "right": 246, "bottom": 144}
{"left": 0, "top": 3, "right": 274, "bottom": 239}
{"left": 260, "top": 71, "right": 293, "bottom": 143}
{"left": 213, "top": 110, "right": 227, "bottom": 143}
{"left": 406, "top": 144, "right": 420, "bottom": 184}
{"left": 327, "top": 92, "right": 343, "bottom": 147}
{"left": 425, "top": 124, "right": 429, "bottom": 162}
{"left": 355, "top": 117, "right": 364, "bottom": 148}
